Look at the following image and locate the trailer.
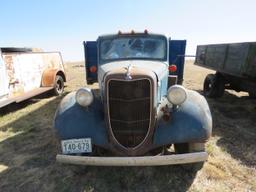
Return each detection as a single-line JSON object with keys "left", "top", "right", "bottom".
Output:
{"left": 0, "top": 48, "right": 66, "bottom": 108}
{"left": 195, "top": 42, "right": 256, "bottom": 98}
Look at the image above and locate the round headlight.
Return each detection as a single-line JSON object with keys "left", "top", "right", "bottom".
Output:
{"left": 167, "top": 85, "right": 187, "bottom": 105}
{"left": 75, "top": 88, "right": 93, "bottom": 107}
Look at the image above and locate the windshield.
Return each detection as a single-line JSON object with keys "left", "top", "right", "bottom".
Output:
{"left": 99, "top": 35, "right": 167, "bottom": 62}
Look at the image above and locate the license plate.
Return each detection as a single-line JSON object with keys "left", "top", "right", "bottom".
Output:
{"left": 61, "top": 138, "right": 92, "bottom": 154}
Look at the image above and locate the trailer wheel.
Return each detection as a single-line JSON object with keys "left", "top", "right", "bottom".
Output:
{"left": 215, "top": 74, "right": 225, "bottom": 97}
{"left": 203, "top": 74, "right": 224, "bottom": 98}
{"left": 53, "top": 75, "right": 64, "bottom": 96}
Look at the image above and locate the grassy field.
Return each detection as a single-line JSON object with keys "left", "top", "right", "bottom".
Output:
{"left": 0, "top": 61, "right": 255, "bottom": 192}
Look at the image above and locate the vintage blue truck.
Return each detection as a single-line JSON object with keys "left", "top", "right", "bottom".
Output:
{"left": 54, "top": 31, "right": 212, "bottom": 166}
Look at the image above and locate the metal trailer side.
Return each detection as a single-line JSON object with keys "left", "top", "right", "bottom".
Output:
{"left": 195, "top": 42, "right": 256, "bottom": 78}
{"left": 195, "top": 42, "right": 256, "bottom": 98}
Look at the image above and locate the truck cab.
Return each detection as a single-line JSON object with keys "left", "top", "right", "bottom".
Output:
{"left": 54, "top": 31, "right": 212, "bottom": 166}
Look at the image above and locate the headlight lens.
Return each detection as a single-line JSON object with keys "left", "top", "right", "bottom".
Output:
{"left": 75, "top": 88, "right": 93, "bottom": 107}
{"left": 167, "top": 85, "right": 187, "bottom": 105}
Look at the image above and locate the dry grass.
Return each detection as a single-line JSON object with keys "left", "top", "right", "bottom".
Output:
{"left": 0, "top": 61, "right": 255, "bottom": 192}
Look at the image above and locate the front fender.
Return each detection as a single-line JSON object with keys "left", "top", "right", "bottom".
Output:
{"left": 153, "top": 90, "right": 212, "bottom": 146}
{"left": 54, "top": 92, "right": 108, "bottom": 147}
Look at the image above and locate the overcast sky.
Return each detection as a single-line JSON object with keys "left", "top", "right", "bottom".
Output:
{"left": 1, "top": 0, "right": 256, "bottom": 61}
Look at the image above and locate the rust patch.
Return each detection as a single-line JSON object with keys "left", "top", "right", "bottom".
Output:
{"left": 41, "top": 69, "right": 57, "bottom": 87}
{"left": 41, "top": 69, "right": 66, "bottom": 87}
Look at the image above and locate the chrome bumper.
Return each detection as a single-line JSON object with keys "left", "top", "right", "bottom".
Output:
{"left": 56, "top": 152, "right": 208, "bottom": 166}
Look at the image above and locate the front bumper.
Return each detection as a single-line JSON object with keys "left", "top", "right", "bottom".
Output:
{"left": 56, "top": 152, "right": 208, "bottom": 166}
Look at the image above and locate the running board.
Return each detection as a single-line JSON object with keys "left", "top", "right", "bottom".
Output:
{"left": 0, "top": 98, "right": 15, "bottom": 108}
{"left": 0, "top": 87, "right": 53, "bottom": 108}
{"left": 15, "top": 87, "right": 53, "bottom": 103}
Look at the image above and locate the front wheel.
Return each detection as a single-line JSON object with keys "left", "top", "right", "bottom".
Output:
{"left": 53, "top": 75, "right": 64, "bottom": 96}
{"left": 174, "top": 142, "right": 205, "bottom": 154}
{"left": 174, "top": 142, "right": 205, "bottom": 170}
{"left": 248, "top": 91, "right": 256, "bottom": 99}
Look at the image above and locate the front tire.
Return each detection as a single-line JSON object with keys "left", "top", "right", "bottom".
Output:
{"left": 53, "top": 75, "right": 64, "bottom": 96}
{"left": 248, "top": 91, "right": 256, "bottom": 99}
{"left": 174, "top": 142, "right": 205, "bottom": 170}
{"left": 174, "top": 142, "right": 205, "bottom": 154}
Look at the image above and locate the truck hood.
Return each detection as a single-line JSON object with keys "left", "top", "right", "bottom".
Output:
{"left": 98, "top": 60, "right": 168, "bottom": 82}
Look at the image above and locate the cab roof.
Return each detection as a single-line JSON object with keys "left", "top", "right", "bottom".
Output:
{"left": 98, "top": 31, "right": 167, "bottom": 40}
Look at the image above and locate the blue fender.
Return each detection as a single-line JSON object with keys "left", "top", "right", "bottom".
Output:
{"left": 54, "top": 92, "right": 108, "bottom": 147}
{"left": 153, "top": 90, "right": 212, "bottom": 146}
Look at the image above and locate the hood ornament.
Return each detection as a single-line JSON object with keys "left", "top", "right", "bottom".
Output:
{"left": 125, "top": 64, "right": 132, "bottom": 80}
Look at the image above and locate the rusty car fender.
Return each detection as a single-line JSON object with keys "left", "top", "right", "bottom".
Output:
{"left": 41, "top": 69, "right": 66, "bottom": 87}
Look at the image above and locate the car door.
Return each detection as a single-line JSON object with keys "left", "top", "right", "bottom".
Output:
{"left": 0, "top": 54, "right": 9, "bottom": 97}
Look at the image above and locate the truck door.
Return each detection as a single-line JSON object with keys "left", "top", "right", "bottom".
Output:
{"left": 0, "top": 54, "right": 9, "bottom": 98}
{"left": 83, "top": 41, "right": 98, "bottom": 85}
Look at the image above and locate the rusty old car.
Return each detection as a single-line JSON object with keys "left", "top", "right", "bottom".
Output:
{"left": 54, "top": 31, "right": 212, "bottom": 166}
{"left": 0, "top": 47, "right": 66, "bottom": 108}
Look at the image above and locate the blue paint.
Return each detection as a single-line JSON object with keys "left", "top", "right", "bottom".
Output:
{"left": 54, "top": 34, "right": 211, "bottom": 156}
{"left": 54, "top": 92, "right": 109, "bottom": 147}
{"left": 157, "top": 71, "right": 169, "bottom": 104}
{"left": 160, "top": 72, "right": 169, "bottom": 98}
{"left": 84, "top": 37, "right": 187, "bottom": 85}
{"left": 153, "top": 90, "right": 212, "bottom": 146}
{"left": 169, "top": 40, "right": 186, "bottom": 84}
{"left": 54, "top": 91, "right": 211, "bottom": 149}
{"left": 83, "top": 41, "right": 98, "bottom": 84}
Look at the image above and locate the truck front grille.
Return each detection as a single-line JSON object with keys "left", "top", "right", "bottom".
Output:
{"left": 108, "top": 79, "right": 151, "bottom": 148}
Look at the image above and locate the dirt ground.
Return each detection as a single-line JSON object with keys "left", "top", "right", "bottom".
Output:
{"left": 0, "top": 61, "right": 255, "bottom": 192}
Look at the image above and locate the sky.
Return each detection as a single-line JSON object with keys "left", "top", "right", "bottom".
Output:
{"left": 0, "top": 0, "right": 256, "bottom": 61}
